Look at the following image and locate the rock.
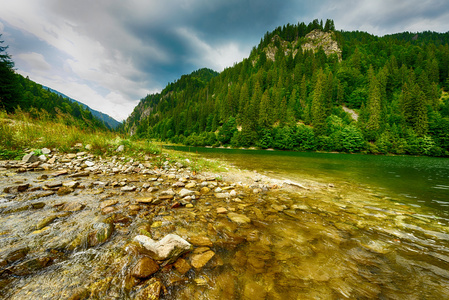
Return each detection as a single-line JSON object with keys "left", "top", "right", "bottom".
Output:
{"left": 85, "top": 161, "right": 95, "bottom": 167}
{"left": 230, "top": 190, "right": 237, "bottom": 197}
{"left": 190, "top": 250, "right": 215, "bottom": 269}
{"left": 4, "top": 247, "right": 30, "bottom": 263}
{"left": 134, "top": 234, "right": 193, "bottom": 264}
{"left": 100, "top": 199, "right": 119, "bottom": 209}
{"left": 68, "top": 171, "right": 89, "bottom": 178}
{"left": 41, "top": 148, "right": 51, "bottom": 155}
{"left": 131, "top": 257, "right": 160, "bottom": 279}
{"left": 173, "top": 182, "right": 185, "bottom": 188}
{"left": 179, "top": 188, "right": 194, "bottom": 198}
{"left": 88, "top": 222, "right": 114, "bottom": 247}
{"left": 215, "top": 193, "right": 230, "bottom": 199}
{"left": 158, "top": 195, "right": 174, "bottom": 201}
{"left": 116, "top": 145, "right": 125, "bottom": 152}
{"left": 38, "top": 155, "right": 47, "bottom": 162}
{"left": 51, "top": 169, "right": 69, "bottom": 177}
{"left": 214, "top": 187, "right": 222, "bottom": 193}
{"left": 85, "top": 144, "right": 92, "bottom": 150}
{"left": 121, "top": 186, "right": 137, "bottom": 192}
{"left": 128, "top": 204, "right": 141, "bottom": 211}
{"left": 200, "top": 187, "right": 210, "bottom": 194}
{"left": 174, "top": 258, "right": 191, "bottom": 275}
{"left": 188, "top": 236, "right": 213, "bottom": 247}
{"left": 63, "top": 181, "right": 80, "bottom": 189}
{"left": 63, "top": 202, "right": 85, "bottom": 212}
{"left": 22, "top": 153, "right": 39, "bottom": 163}
{"left": 134, "top": 278, "right": 165, "bottom": 300}
{"left": 45, "top": 181, "right": 62, "bottom": 188}
{"left": 57, "top": 186, "right": 74, "bottom": 196}
{"left": 36, "top": 215, "right": 58, "bottom": 230}
{"left": 185, "top": 203, "right": 194, "bottom": 208}
{"left": 9, "top": 256, "right": 52, "bottom": 276}
{"left": 185, "top": 182, "right": 196, "bottom": 189}
{"left": 17, "top": 183, "right": 30, "bottom": 192}
{"left": 217, "top": 207, "right": 228, "bottom": 214}
{"left": 227, "top": 212, "right": 251, "bottom": 225}
{"left": 136, "top": 197, "right": 154, "bottom": 204}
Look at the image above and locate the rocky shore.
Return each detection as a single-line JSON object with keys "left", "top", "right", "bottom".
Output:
{"left": 0, "top": 144, "right": 313, "bottom": 299}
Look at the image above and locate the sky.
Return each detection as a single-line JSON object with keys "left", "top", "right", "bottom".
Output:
{"left": 0, "top": 0, "right": 448, "bottom": 121}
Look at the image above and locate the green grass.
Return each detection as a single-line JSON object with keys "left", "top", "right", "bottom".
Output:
{"left": 0, "top": 110, "right": 160, "bottom": 160}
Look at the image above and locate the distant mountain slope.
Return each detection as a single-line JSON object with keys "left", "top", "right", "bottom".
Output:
{"left": 43, "top": 87, "right": 121, "bottom": 129}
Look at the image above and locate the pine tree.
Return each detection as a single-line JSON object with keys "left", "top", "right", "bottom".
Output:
{"left": 311, "top": 71, "right": 327, "bottom": 135}
{"left": 365, "top": 71, "right": 382, "bottom": 140}
{"left": 414, "top": 89, "right": 428, "bottom": 136}
{"left": 0, "top": 36, "right": 22, "bottom": 112}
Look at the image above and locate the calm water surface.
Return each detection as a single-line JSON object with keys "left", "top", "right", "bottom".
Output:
{"left": 168, "top": 146, "right": 449, "bottom": 217}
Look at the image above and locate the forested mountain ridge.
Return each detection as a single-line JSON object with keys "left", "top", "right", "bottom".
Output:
{"left": 123, "top": 20, "right": 449, "bottom": 156}
{"left": 44, "top": 86, "right": 121, "bottom": 129}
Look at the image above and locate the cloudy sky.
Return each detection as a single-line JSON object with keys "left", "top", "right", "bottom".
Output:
{"left": 1, "top": 0, "right": 448, "bottom": 121}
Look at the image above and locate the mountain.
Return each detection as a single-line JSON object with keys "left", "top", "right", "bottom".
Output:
{"left": 123, "top": 19, "right": 449, "bottom": 157}
{"left": 43, "top": 87, "right": 121, "bottom": 129}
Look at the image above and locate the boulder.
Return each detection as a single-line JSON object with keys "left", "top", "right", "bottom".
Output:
{"left": 134, "top": 234, "right": 192, "bottom": 264}
{"left": 22, "top": 153, "right": 38, "bottom": 163}
{"left": 116, "top": 145, "right": 125, "bottom": 152}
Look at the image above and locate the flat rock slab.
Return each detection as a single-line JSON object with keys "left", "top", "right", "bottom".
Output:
{"left": 134, "top": 234, "right": 192, "bottom": 264}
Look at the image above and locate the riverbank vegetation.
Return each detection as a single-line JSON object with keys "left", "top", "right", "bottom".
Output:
{"left": 123, "top": 20, "right": 449, "bottom": 157}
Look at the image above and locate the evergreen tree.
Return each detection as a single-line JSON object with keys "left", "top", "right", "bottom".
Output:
{"left": 0, "top": 36, "right": 22, "bottom": 112}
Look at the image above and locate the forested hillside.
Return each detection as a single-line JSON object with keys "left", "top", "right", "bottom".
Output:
{"left": 0, "top": 36, "right": 111, "bottom": 131}
{"left": 123, "top": 20, "right": 449, "bottom": 156}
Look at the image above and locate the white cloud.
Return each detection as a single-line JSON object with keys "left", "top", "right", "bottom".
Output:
{"left": 16, "top": 52, "right": 51, "bottom": 71}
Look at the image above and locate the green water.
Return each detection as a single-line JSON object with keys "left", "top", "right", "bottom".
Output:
{"left": 168, "top": 146, "right": 449, "bottom": 216}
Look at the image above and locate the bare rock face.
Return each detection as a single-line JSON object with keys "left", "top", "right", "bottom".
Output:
{"left": 301, "top": 29, "right": 342, "bottom": 61}
{"left": 134, "top": 234, "right": 193, "bottom": 264}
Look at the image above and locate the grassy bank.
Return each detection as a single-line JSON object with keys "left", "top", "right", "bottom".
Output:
{"left": 0, "top": 109, "right": 227, "bottom": 174}
{"left": 0, "top": 109, "right": 160, "bottom": 159}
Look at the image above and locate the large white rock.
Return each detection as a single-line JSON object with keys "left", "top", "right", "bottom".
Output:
{"left": 134, "top": 234, "right": 192, "bottom": 263}
{"left": 179, "top": 188, "right": 194, "bottom": 198}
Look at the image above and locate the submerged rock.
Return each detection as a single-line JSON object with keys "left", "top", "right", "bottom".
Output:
{"left": 134, "top": 278, "right": 165, "bottom": 300}
{"left": 134, "top": 234, "right": 192, "bottom": 264}
{"left": 190, "top": 250, "right": 215, "bottom": 269}
{"left": 88, "top": 222, "right": 114, "bottom": 247}
{"left": 131, "top": 257, "right": 160, "bottom": 279}
{"left": 227, "top": 212, "right": 251, "bottom": 225}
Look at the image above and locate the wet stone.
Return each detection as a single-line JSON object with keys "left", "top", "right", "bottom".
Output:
{"left": 131, "top": 256, "right": 160, "bottom": 279}
{"left": 190, "top": 250, "right": 215, "bottom": 269}
{"left": 174, "top": 258, "right": 191, "bottom": 275}
{"left": 134, "top": 278, "right": 165, "bottom": 300}
{"left": 188, "top": 236, "right": 213, "bottom": 247}
{"left": 45, "top": 181, "right": 62, "bottom": 188}
{"left": 227, "top": 212, "right": 251, "bottom": 225}
{"left": 57, "top": 186, "right": 74, "bottom": 196}
{"left": 100, "top": 199, "right": 119, "bottom": 209}
{"left": 134, "top": 234, "right": 193, "bottom": 264}
{"left": 62, "top": 202, "right": 85, "bottom": 212}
